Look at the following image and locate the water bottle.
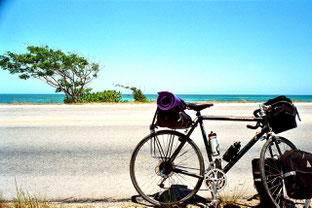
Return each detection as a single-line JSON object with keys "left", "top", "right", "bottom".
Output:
{"left": 208, "top": 131, "right": 220, "bottom": 156}
{"left": 222, "top": 142, "right": 241, "bottom": 162}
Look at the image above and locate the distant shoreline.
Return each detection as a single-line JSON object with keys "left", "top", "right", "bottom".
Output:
{"left": 1, "top": 100, "right": 312, "bottom": 106}
{"left": 1, "top": 93, "right": 312, "bottom": 104}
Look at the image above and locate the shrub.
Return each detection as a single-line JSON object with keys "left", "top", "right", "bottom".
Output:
{"left": 132, "top": 87, "right": 148, "bottom": 102}
{"left": 78, "top": 90, "right": 122, "bottom": 103}
{"left": 115, "top": 84, "right": 148, "bottom": 102}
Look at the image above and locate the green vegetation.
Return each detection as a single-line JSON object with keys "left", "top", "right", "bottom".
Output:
{"left": 0, "top": 179, "right": 50, "bottom": 208}
{"left": 115, "top": 84, "right": 148, "bottom": 103}
{"left": 0, "top": 183, "right": 147, "bottom": 208}
{"left": 78, "top": 89, "right": 122, "bottom": 103}
{"left": 0, "top": 192, "right": 3, "bottom": 208}
{"left": 218, "top": 185, "right": 249, "bottom": 208}
{"left": 0, "top": 45, "right": 100, "bottom": 103}
{"left": 0, "top": 45, "right": 153, "bottom": 104}
{"left": 0, "top": 202, "right": 147, "bottom": 208}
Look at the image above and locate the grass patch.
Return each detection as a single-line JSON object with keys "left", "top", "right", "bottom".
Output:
{"left": 0, "top": 181, "right": 148, "bottom": 208}
{"left": 218, "top": 185, "right": 248, "bottom": 207}
{"left": 0, "top": 179, "right": 50, "bottom": 208}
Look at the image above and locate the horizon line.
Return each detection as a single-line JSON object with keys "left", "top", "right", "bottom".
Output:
{"left": 1, "top": 93, "right": 312, "bottom": 96}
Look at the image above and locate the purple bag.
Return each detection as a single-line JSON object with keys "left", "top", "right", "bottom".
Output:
{"left": 157, "top": 91, "right": 184, "bottom": 110}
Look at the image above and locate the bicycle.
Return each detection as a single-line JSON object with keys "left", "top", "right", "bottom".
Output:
{"left": 130, "top": 100, "right": 310, "bottom": 207}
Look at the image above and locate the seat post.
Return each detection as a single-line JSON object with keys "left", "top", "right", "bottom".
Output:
{"left": 196, "top": 110, "right": 201, "bottom": 117}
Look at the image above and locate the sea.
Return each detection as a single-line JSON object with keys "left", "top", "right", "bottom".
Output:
{"left": 0, "top": 94, "right": 312, "bottom": 104}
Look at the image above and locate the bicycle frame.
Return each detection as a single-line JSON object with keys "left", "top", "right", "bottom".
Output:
{"left": 168, "top": 110, "right": 268, "bottom": 175}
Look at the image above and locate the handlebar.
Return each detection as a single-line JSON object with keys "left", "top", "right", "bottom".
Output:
{"left": 246, "top": 105, "right": 266, "bottom": 130}
{"left": 247, "top": 123, "right": 260, "bottom": 129}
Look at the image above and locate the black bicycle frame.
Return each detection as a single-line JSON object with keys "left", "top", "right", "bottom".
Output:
{"left": 179, "top": 111, "right": 268, "bottom": 174}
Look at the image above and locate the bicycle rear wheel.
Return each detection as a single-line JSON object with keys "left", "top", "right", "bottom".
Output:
{"left": 260, "top": 136, "right": 297, "bottom": 207}
{"left": 130, "top": 130, "right": 204, "bottom": 206}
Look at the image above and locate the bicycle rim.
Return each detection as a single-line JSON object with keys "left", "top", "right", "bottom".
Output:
{"left": 130, "top": 130, "right": 204, "bottom": 206}
{"left": 260, "top": 136, "right": 297, "bottom": 208}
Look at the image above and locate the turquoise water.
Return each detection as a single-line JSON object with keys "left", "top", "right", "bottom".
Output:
{"left": 1, "top": 94, "right": 312, "bottom": 104}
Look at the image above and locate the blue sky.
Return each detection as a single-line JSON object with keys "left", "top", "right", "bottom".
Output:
{"left": 0, "top": 0, "right": 311, "bottom": 94}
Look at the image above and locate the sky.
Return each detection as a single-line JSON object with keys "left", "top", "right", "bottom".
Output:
{"left": 0, "top": 0, "right": 311, "bottom": 95}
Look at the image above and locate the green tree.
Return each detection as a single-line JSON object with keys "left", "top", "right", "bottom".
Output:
{"left": 115, "top": 84, "right": 148, "bottom": 102}
{"left": 0, "top": 45, "right": 100, "bottom": 103}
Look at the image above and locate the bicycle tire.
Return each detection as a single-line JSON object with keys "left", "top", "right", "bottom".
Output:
{"left": 259, "top": 136, "right": 297, "bottom": 208}
{"left": 130, "top": 130, "right": 204, "bottom": 206}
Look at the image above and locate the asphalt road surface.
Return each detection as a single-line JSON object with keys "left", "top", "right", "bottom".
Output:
{"left": 1, "top": 103, "right": 312, "bottom": 201}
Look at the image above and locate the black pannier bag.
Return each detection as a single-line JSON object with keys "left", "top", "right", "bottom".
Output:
{"left": 251, "top": 159, "right": 272, "bottom": 206}
{"left": 280, "top": 150, "right": 312, "bottom": 199}
{"left": 264, "top": 96, "right": 300, "bottom": 134}
{"left": 155, "top": 107, "right": 192, "bottom": 129}
{"left": 251, "top": 158, "right": 296, "bottom": 207}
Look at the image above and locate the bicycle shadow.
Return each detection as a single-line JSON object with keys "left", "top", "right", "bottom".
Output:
{"left": 131, "top": 193, "right": 265, "bottom": 208}
{"left": 131, "top": 194, "right": 214, "bottom": 208}
{"left": 130, "top": 185, "right": 263, "bottom": 208}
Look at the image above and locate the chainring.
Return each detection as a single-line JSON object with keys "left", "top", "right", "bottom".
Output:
{"left": 204, "top": 168, "right": 227, "bottom": 192}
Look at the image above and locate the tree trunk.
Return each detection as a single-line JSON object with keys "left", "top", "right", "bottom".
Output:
{"left": 72, "top": 95, "right": 78, "bottom": 103}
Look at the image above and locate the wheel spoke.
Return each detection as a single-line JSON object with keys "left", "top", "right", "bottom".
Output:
{"left": 154, "top": 135, "right": 166, "bottom": 160}
{"left": 173, "top": 174, "right": 194, "bottom": 188}
{"left": 264, "top": 160, "right": 280, "bottom": 172}
{"left": 268, "top": 182, "right": 282, "bottom": 193}
{"left": 274, "top": 186, "right": 283, "bottom": 202}
{"left": 173, "top": 168, "right": 203, "bottom": 179}
{"left": 266, "top": 177, "right": 280, "bottom": 185}
{"left": 265, "top": 170, "right": 282, "bottom": 177}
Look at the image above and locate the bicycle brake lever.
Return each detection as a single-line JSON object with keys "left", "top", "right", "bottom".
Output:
{"left": 247, "top": 123, "right": 259, "bottom": 129}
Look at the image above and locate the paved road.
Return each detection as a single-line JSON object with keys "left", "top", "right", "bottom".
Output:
{"left": 1, "top": 103, "right": 312, "bottom": 201}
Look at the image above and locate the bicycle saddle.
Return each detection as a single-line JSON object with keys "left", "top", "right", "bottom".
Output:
{"left": 187, "top": 103, "right": 213, "bottom": 111}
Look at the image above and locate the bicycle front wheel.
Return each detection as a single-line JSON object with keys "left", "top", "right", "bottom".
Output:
{"left": 130, "top": 130, "right": 204, "bottom": 206}
{"left": 260, "top": 136, "right": 297, "bottom": 207}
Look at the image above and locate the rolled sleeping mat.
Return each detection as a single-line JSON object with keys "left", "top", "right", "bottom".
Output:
{"left": 157, "top": 91, "right": 183, "bottom": 110}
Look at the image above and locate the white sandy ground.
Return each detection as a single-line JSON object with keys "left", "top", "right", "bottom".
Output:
{"left": 0, "top": 103, "right": 312, "bottom": 203}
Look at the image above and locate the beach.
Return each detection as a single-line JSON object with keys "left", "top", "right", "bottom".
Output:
{"left": 1, "top": 103, "right": 312, "bottom": 202}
